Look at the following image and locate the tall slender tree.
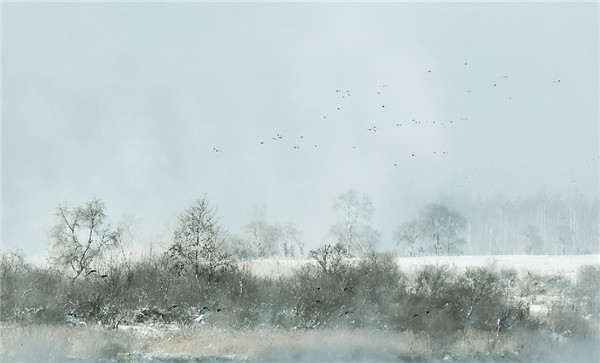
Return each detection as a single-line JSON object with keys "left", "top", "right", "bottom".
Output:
{"left": 245, "top": 206, "right": 280, "bottom": 258}
{"left": 330, "top": 190, "right": 379, "bottom": 255}
{"left": 419, "top": 204, "right": 467, "bottom": 256}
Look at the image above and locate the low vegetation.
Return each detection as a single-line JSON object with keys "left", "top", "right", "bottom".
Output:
{"left": 1, "top": 247, "right": 598, "bottom": 361}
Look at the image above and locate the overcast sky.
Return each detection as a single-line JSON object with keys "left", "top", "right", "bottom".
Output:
{"left": 2, "top": 2, "right": 598, "bottom": 259}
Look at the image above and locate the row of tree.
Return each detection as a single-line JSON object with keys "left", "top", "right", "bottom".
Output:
{"left": 225, "top": 190, "right": 379, "bottom": 258}
{"left": 395, "top": 204, "right": 467, "bottom": 256}
{"left": 45, "top": 189, "right": 598, "bottom": 281}
{"left": 45, "top": 192, "right": 381, "bottom": 282}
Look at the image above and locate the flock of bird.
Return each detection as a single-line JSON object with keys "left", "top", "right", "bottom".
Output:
{"left": 252, "top": 80, "right": 465, "bottom": 162}
{"left": 209, "top": 62, "right": 565, "bottom": 170}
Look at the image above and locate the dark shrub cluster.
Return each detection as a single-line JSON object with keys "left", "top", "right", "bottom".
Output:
{"left": 1, "top": 249, "right": 597, "bottom": 345}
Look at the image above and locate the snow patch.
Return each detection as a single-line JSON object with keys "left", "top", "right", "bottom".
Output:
{"left": 242, "top": 255, "right": 599, "bottom": 279}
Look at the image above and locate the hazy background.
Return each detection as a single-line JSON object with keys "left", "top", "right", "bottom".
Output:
{"left": 2, "top": 2, "right": 598, "bottom": 260}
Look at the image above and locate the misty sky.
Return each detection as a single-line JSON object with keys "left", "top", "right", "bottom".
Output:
{"left": 2, "top": 2, "right": 599, "bottom": 259}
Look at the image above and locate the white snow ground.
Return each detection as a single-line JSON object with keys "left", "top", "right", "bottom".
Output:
{"left": 246, "top": 254, "right": 600, "bottom": 280}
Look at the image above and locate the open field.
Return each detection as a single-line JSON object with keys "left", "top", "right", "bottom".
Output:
{"left": 246, "top": 254, "right": 600, "bottom": 279}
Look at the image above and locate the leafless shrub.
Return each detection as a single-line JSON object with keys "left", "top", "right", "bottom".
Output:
{"left": 309, "top": 242, "right": 350, "bottom": 276}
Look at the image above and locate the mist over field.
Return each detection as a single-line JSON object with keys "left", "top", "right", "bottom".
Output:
{"left": 2, "top": 1, "right": 598, "bottom": 260}
{"left": 2, "top": 1, "right": 599, "bottom": 362}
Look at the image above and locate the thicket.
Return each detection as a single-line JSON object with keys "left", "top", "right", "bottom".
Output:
{"left": 2, "top": 248, "right": 598, "bottom": 349}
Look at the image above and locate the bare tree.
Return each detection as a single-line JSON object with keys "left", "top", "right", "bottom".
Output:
{"left": 521, "top": 224, "right": 543, "bottom": 255}
{"left": 442, "top": 208, "right": 467, "bottom": 255}
{"left": 353, "top": 224, "right": 381, "bottom": 255}
{"left": 309, "top": 243, "right": 348, "bottom": 275}
{"left": 167, "top": 196, "right": 233, "bottom": 285}
{"left": 330, "top": 190, "right": 379, "bottom": 255}
{"left": 245, "top": 206, "right": 280, "bottom": 258}
{"left": 280, "top": 223, "right": 304, "bottom": 257}
{"left": 395, "top": 220, "right": 423, "bottom": 257}
{"left": 419, "top": 204, "right": 467, "bottom": 256}
{"left": 555, "top": 223, "right": 573, "bottom": 255}
{"left": 47, "top": 198, "right": 121, "bottom": 281}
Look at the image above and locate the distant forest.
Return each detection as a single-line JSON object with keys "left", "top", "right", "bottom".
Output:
{"left": 230, "top": 190, "right": 597, "bottom": 258}
{"left": 15, "top": 190, "right": 600, "bottom": 265}
{"left": 436, "top": 191, "right": 598, "bottom": 256}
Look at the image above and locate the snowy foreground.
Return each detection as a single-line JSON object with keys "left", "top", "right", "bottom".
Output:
{"left": 247, "top": 254, "right": 600, "bottom": 279}
{"left": 3, "top": 324, "right": 599, "bottom": 363}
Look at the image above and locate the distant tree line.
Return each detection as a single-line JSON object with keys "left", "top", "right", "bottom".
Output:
{"left": 32, "top": 188, "right": 600, "bottom": 279}
{"left": 436, "top": 191, "right": 599, "bottom": 256}
{"left": 228, "top": 190, "right": 380, "bottom": 258}
{"left": 229, "top": 190, "right": 598, "bottom": 258}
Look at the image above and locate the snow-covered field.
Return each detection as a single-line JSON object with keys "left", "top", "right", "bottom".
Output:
{"left": 246, "top": 254, "right": 600, "bottom": 280}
